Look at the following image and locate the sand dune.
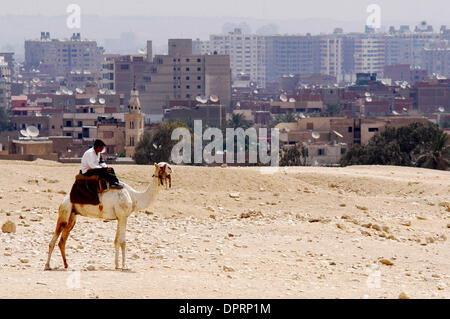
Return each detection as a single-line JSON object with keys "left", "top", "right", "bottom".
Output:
{"left": 0, "top": 160, "right": 449, "bottom": 299}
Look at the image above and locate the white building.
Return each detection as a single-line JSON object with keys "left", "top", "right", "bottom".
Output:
{"left": 319, "top": 36, "right": 344, "bottom": 83}
{"left": 0, "top": 56, "right": 11, "bottom": 109}
{"left": 204, "top": 28, "right": 266, "bottom": 88}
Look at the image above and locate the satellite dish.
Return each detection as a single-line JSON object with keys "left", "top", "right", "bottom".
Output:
{"left": 289, "top": 98, "right": 296, "bottom": 103}
{"left": 62, "top": 89, "right": 69, "bottom": 95}
{"left": 402, "top": 108, "right": 408, "bottom": 112}
{"left": 210, "top": 95, "right": 219, "bottom": 103}
{"left": 89, "top": 97, "right": 96, "bottom": 104}
{"left": 312, "top": 132, "right": 321, "bottom": 140}
{"left": 20, "top": 129, "right": 30, "bottom": 138}
{"left": 198, "top": 95, "right": 208, "bottom": 104}
{"left": 392, "top": 110, "right": 399, "bottom": 115}
{"left": 366, "top": 97, "right": 372, "bottom": 102}
{"left": 32, "top": 78, "right": 40, "bottom": 83}
{"left": 280, "top": 94, "right": 288, "bottom": 102}
{"left": 55, "top": 91, "right": 62, "bottom": 95}
{"left": 438, "top": 107, "right": 445, "bottom": 113}
{"left": 67, "top": 90, "right": 73, "bottom": 95}
{"left": 26, "top": 126, "right": 39, "bottom": 138}
{"left": 333, "top": 130, "right": 343, "bottom": 138}
{"left": 110, "top": 90, "right": 116, "bottom": 95}
{"left": 99, "top": 98, "right": 106, "bottom": 105}
{"left": 365, "top": 92, "right": 371, "bottom": 97}
{"left": 299, "top": 113, "right": 306, "bottom": 119}
{"left": 99, "top": 89, "right": 106, "bottom": 95}
{"left": 195, "top": 95, "right": 203, "bottom": 103}
{"left": 76, "top": 88, "right": 83, "bottom": 94}
{"left": 236, "top": 102, "right": 241, "bottom": 107}
{"left": 138, "top": 48, "right": 146, "bottom": 54}
{"left": 253, "top": 89, "right": 259, "bottom": 94}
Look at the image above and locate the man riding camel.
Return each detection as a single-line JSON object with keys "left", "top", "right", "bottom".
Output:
{"left": 81, "top": 139, "right": 123, "bottom": 189}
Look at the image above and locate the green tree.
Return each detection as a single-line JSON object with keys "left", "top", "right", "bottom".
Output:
{"left": 270, "top": 112, "right": 297, "bottom": 128}
{"left": 416, "top": 132, "right": 449, "bottom": 170}
{"left": 340, "top": 122, "right": 448, "bottom": 170}
{"left": 227, "top": 113, "right": 254, "bottom": 129}
{"left": 134, "top": 121, "right": 187, "bottom": 165}
{"left": 280, "top": 145, "right": 308, "bottom": 166}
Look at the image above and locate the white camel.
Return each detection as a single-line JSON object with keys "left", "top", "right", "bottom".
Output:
{"left": 45, "top": 163, "right": 172, "bottom": 271}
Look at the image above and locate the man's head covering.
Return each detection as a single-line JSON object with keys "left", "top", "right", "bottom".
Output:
{"left": 94, "top": 139, "right": 106, "bottom": 149}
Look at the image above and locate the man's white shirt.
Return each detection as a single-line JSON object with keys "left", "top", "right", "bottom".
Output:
{"left": 81, "top": 147, "right": 107, "bottom": 174}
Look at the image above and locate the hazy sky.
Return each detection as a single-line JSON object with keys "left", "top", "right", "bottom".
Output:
{"left": 2, "top": 0, "right": 448, "bottom": 22}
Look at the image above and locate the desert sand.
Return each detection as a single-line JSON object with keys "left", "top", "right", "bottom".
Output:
{"left": 0, "top": 159, "right": 449, "bottom": 299}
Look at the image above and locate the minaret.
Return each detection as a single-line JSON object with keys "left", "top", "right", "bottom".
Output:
{"left": 125, "top": 77, "right": 145, "bottom": 158}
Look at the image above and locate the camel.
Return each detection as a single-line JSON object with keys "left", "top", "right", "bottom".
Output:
{"left": 45, "top": 163, "right": 172, "bottom": 271}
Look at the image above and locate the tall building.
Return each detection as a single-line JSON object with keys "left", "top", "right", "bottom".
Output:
{"left": 319, "top": 36, "right": 344, "bottom": 83}
{"left": 113, "top": 39, "right": 231, "bottom": 123}
{"left": 265, "top": 35, "right": 321, "bottom": 83}
{"left": 24, "top": 32, "right": 104, "bottom": 77}
{"left": 384, "top": 23, "right": 441, "bottom": 68}
{"left": 0, "top": 56, "right": 11, "bottom": 109}
{"left": 124, "top": 87, "right": 145, "bottom": 157}
{"left": 352, "top": 36, "right": 385, "bottom": 75}
{"left": 422, "top": 41, "right": 450, "bottom": 77}
{"left": 206, "top": 29, "right": 266, "bottom": 87}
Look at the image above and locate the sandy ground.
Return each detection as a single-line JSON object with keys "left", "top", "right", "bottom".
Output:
{"left": 0, "top": 159, "right": 449, "bottom": 299}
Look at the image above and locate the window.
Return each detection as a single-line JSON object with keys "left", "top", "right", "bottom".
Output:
{"left": 348, "top": 127, "right": 353, "bottom": 133}
{"left": 318, "top": 149, "right": 325, "bottom": 156}
{"left": 197, "top": 76, "right": 201, "bottom": 80}
{"left": 120, "top": 64, "right": 129, "bottom": 70}
{"left": 197, "top": 67, "right": 201, "bottom": 71}
{"left": 306, "top": 123, "right": 314, "bottom": 130}
{"left": 368, "top": 128, "right": 379, "bottom": 132}
{"left": 341, "top": 148, "right": 347, "bottom": 155}
{"left": 186, "top": 67, "right": 190, "bottom": 71}
{"left": 66, "top": 121, "right": 72, "bottom": 127}
{"left": 186, "top": 76, "right": 190, "bottom": 80}
{"left": 78, "top": 121, "right": 82, "bottom": 127}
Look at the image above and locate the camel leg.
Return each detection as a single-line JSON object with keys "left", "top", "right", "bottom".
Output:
{"left": 45, "top": 218, "right": 66, "bottom": 270}
{"left": 58, "top": 213, "right": 77, "bottom": 269}
{"left": 114, "top": 218, "right": 128, "bottom": 270}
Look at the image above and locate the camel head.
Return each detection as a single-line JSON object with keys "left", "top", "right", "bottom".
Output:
{"left": 153, "top": 162, "right": 172, "bottom": 189}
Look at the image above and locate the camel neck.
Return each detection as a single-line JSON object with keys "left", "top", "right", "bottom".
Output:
{"left": 133, "top": 178, "right": 161, "bottom": 211}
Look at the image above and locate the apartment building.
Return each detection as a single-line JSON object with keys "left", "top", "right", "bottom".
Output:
{"left": 206, "top": 29, "right": 266, "bottom": 88}
{"left": 265, "top": 35, "right": 321, "bottom": 83}
{"left": 25, "top": 32, "right": 104, "bottom": 77}
{"left": 319, "top": 36, "right": 344, "bottom": 83}
{"left": 422, "top": 41, "right": 450, "bottom": 77}
{"left": 0, "top": 56, "right": 11, "bottom": 109}
{"left": 353, "top": 36, "right": 386, "bottom": 75}
{"left": 113, "top": 39, "right": 231, "bottom": 123}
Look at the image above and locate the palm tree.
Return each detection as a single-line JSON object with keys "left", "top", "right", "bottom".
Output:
{"left": 270, "top": 112, "right": 297, "bottom": 128}
{"left": 227, "top": 113, "right": 253, "bottom": 129}
{"left": 417, "top": 132, "right": 450, "bottom": 170}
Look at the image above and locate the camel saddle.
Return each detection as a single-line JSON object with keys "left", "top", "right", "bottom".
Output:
{"left": 70, "top": 174, "right": 108, "bottom": 205}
